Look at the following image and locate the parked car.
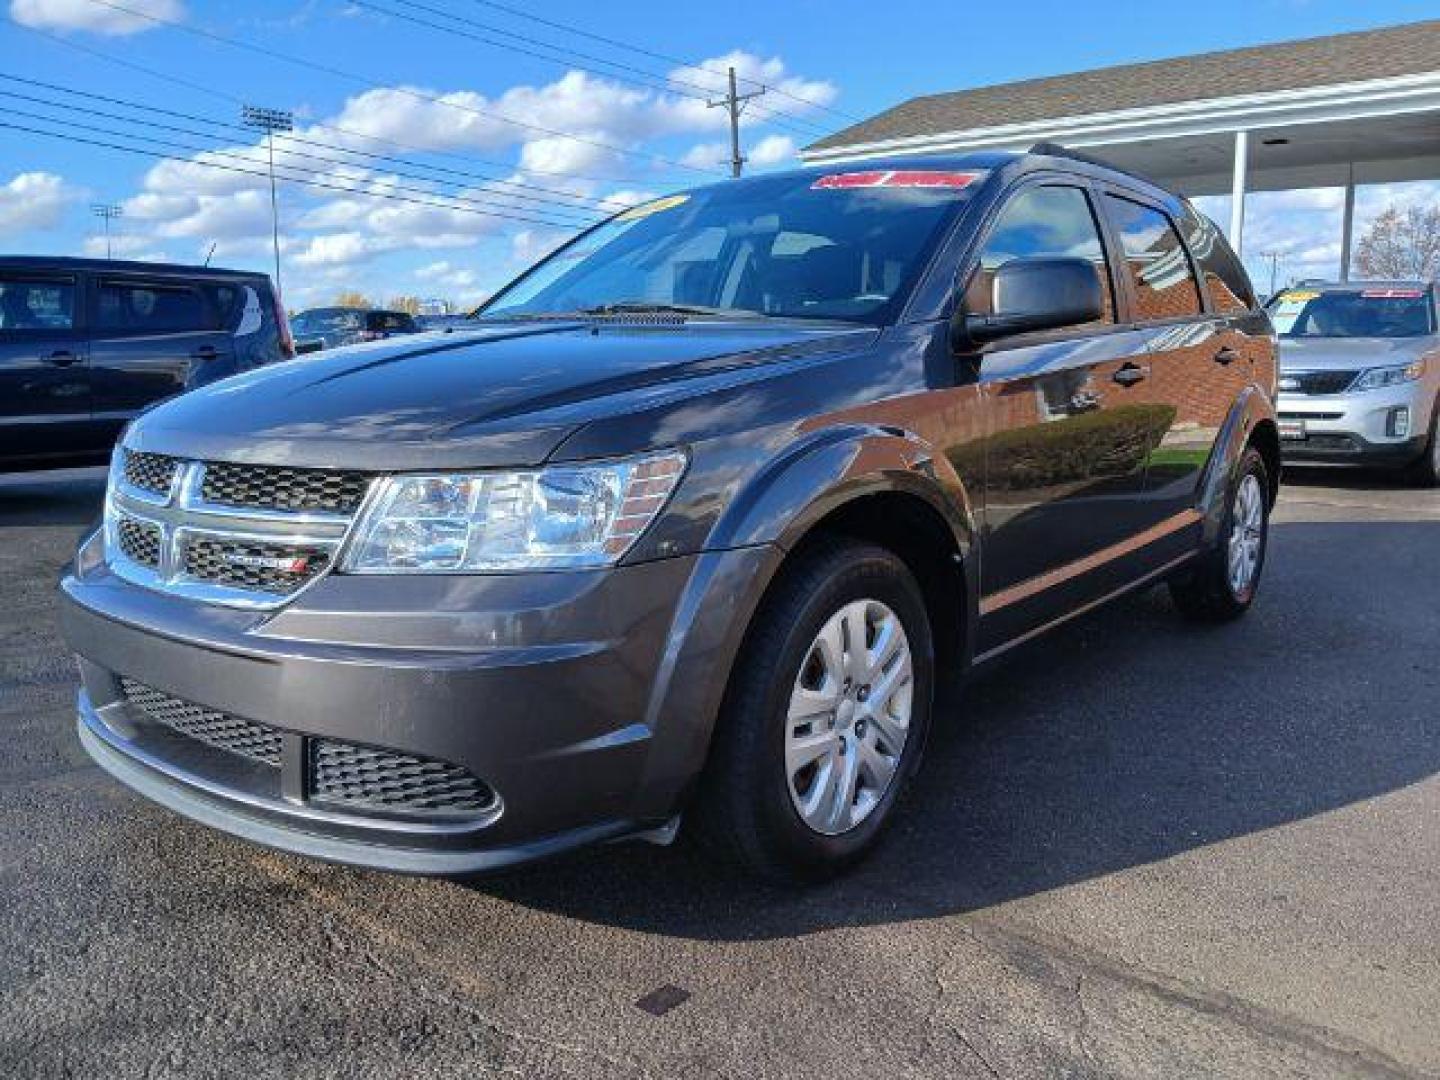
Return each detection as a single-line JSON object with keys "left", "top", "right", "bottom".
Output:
{"left": 1267, "top": 281, "right": 1439, "bottom": 485}
{"left": 0, "top": 257, "right": 291, "bottom": 472}
{"left": 289, "top": 307, "right": 421, "bottom": 353}
{"left": 60, "top": 147, "right": 1278, "bottom": 881}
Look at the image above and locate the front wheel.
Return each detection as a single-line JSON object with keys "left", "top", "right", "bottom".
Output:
{"left": 688, "top": 539, "right": 935, "bottom": 882}
{"left": 1170, "top": 447, "right": 1271, "bottom": 622}
{"left": 1407, "top": 406, "right": 1440, "bottom": 488}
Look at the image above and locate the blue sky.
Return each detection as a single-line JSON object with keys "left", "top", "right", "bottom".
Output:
{"left": 0, "top": 0, "right": 1436, "bottom": 309}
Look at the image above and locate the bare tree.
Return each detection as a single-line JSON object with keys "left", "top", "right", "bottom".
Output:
{"left": 333, "top": 290, "right": 373, "bottom": 309}
{"left": 386, "top": 295, "right": 423, "bottom": 315}
{"left": 1355, "top": 205, "right": 1440, "bottom": 280}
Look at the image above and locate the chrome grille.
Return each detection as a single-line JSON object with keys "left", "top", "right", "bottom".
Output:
{"left": 123, "top": 450, "right": 180, "bottom": 496}
{"left": 1284, "top": 370, "right": 1358, "bottom": 395}
{"left": 183, "top": 536, "right": 330, "bottom": 595}
{"left": 105, "top": 450, "right": 369, "bottom": 608}
{"left": 116, "top": 518, "right": 162, "bottom": 568}
{"left": 310, "top": 741, "right": 496, "bottom": 817}
{"left": 201, "top": 463, "right": 371, "bottom": 515}
{"left": 122, "top": 678, "right": 284, "bottom": 767}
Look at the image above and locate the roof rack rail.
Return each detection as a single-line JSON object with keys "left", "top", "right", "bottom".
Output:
{"left": 1027, "top": 142, "right": 1164, "bottom": 191}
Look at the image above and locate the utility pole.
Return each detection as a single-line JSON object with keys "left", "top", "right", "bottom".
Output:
{"left": 707, "top": 67, "right": 765, "bottom": 178}
{"left": 1259, "top": 251, "right": 1282, "bottom": 299}
{"left": 242, "top": 104, "right": 294, "bottom": 296}
{"left": 91, "top": 204, "right": 122, "bottom": 259}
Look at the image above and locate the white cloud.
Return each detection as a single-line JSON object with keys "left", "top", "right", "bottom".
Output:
{"left": 292, "top": 232, "right": 373, "bottom": 268}
{"left": 748, "top": 134, "right": 796, "bottom": 168}
{"left": 9, "top": 0, "right": 184, "bottom": 36}
{"left": 681, "top": 141, "right": 728, "bottom": 171}
{"left": 0, "top": 172, "right": 77, "bottom": 235}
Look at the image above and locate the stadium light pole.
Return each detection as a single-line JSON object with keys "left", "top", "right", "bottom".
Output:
{"left": 91, "top": 204, "right": 123, "bottom": 259}
{"left": 241, "top": 104, "right": 294, "bottom": 295}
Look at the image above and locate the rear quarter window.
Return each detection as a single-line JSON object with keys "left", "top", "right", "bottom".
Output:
{"left": 1176, "top": 203, "right": 1255, "bottom": 314}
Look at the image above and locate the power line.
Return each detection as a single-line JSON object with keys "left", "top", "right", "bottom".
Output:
{"left": 0, "top": 112, "right": 597, "bottom": 231}
{"left": 468, "top": 0, "right": 861, "bottom": 124}
{"left": 82, "top": 0, "right": 724, "bottom": 177}
{"left": 11, "top": 22, "right": 681, "bottom": 190}
{"left": 0, "top": 77, "right": 609, "bottom": 222}
{"left": 355, "top": 0, "right": 833, "bottom": 140}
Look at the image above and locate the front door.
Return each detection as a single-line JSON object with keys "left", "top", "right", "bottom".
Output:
{"left": 958, "top": 181, "right": 1165, "bottom": 653}
{"left": 0, "top": 270, "right": 94, "bottom": 468}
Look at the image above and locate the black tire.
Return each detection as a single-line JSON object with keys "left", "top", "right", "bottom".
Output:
{"left": 1169, "top": 446, "right": 1270, "bottom": 622}
{"left": 1407, "top": 406, "right": 1440, "bottom": 488}
{"left": 688, "top": 538, "right": 935, "bottom": 883}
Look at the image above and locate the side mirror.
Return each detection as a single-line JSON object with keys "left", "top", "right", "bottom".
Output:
{"left": 952, "top": 256, "right": 1104, "bottom": 351}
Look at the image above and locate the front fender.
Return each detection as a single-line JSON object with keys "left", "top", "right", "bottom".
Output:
{"left": 705, "top": 423, "right": 979, "bottom": 558}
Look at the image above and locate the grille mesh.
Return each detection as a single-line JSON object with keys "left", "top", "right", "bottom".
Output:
{"left": 310, "top": 742, "right": 496, "bottom": 817}
{"left": 123, "top": 451, "right": 179, "bottom": 496}
{"left": 201, "top": 462, "right": 371, "bottom": 514}
{"left": 116, "top": 517, "right": 162, "bottom": 568}
{"left": 1286, "top": 370, "right": 1357, "bottom": 395}
{"left": 121, "top": 678, "right": 283, "bottom": 767}
{"left": 183, "top": 537, "right": 329, "bottom": 594}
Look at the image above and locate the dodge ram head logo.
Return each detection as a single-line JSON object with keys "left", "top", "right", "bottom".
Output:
{"left": 222, "top": 552, "right": 311, "bottom": 574}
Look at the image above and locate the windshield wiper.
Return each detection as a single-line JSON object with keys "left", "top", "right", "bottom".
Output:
{"left": 575, "top": 301, "right": 766, "bottom": 319}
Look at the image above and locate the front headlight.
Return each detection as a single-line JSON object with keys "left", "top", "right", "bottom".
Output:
{"left": 1352, "top": 359, "right": 1426, "bottom": 391}
{"left": 341, "top": 450, "right": 687, "bottom": 573}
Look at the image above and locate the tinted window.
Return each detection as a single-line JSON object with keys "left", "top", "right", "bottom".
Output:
{"left": 98, "top": 280, "right": 213, "bottom": 333}
{"left": 1104, "top": 196, "right": 1203, "bottom": 321}
{"left": 966, "top": 184, "right": 1114, "bottom": 324}
{"left": 1267, "top": 288, "right": 1435, "bottom": 339}
{"left": 293, "top": 308, "right": 362, "bottom": 334}
{"left": 484, "top": 171, "right": 983, "bottom": 325}
{"left": 0, "top": 276, "right": 76, "bottom": 330}
{"left": 368, "top": 312, "right": 416, "bottom": 332}
{"left": 1176, "top": 202, "right": 1254, "bottom": 314}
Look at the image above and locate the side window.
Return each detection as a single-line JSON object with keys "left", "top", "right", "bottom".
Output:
{"left": 1103, "top": 196, "right": 1204, "bottom": 322}
{"left": 97, "top": 280, "right": 214, "bottom": 334}
{"left": 966, "top": 185, "right": 1114, "bottom": 325}
{"left": 0, "top": 276, "right": 76, "bottom": 331}
{"left": 1176, "top": 203, "right": 1255, "bottom": 313}
{"left": 203, "top": 284, "right": 241, "bottom": 327}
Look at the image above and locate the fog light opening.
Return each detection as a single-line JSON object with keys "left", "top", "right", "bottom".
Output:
{"left": 1387, "top": 406, "right": 1411, "bottom": 439}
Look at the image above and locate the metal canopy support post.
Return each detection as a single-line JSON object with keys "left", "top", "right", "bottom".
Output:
{"left": 1229, "top": 129, "right": 1249, "bottom": 256}
{"left": 1339, "top": 163, "right": 1357, "bottom": 282}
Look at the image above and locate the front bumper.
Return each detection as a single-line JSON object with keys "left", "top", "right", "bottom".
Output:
{"left": 1276, "top": 381, "right": 1432, "bottom": 465}
{"left": 61, "top": 534, "right": 779, "bottom": 873}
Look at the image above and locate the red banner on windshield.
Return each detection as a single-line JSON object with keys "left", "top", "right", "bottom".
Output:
{"left": 812, "top": 170, "right": 982, "bottom": 190}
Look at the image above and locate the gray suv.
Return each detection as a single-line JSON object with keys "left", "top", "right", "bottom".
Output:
{"left": 1269, "top": 281, "right": 1440, "bottom": 485}
{"left": 59, "top": 148, "right": 1279, "bottom": 881}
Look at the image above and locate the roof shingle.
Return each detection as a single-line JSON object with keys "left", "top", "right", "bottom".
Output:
{"left": 806, "top": 20, "right": 1440, "bottom": 153}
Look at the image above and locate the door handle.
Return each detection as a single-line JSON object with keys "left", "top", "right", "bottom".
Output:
{"left": 1112, "top": 363, "right": 1149, "bottom": 387}
{"left": 45, "top": 350, "right": 77, "bottom": 367}
{"left": 1214, "top": 346, "right": 1240, "bottom": 366}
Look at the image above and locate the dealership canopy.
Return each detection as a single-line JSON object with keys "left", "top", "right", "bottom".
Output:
{"left": 801, "top": 20, "right": 1440, "bottom": 276}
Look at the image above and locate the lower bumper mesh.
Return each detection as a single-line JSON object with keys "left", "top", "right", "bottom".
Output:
{"left": 119, "top": 679, "right": 495, "bottom": 820}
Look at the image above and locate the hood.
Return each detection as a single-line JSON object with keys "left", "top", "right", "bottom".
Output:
{"left": 127, "top": 320, "right": 873, "bottom": 470}
{"left": 1278, "top": 335, "right": 1433, "bottom": 371}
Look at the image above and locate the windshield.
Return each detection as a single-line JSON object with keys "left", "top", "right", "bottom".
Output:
{"left": 292, "top": 308, "right": 363, "bottom": 334}
{"left": 1267, "top": 288, "right": 1435, "bottom": 339}
{"left": 481, "top": 170, "right": 985, "bottom": 325}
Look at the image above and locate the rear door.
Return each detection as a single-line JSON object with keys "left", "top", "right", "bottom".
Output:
{"left": 0, "top": 269, "right": 95, "bottom": 467}
{"left": 88, "top": 274, "right": 232, "bottom": 442}
{"left": 962, "top": 179, "right": 1164, "bottom": 649}
{"left": 1099, "top": 192, "right": 1254, "bottom": 526}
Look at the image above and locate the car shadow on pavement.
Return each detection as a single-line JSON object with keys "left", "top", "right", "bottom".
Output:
{"left": 1281, "top": 464, "right": 1416, "bottom": 491}
{"left": 0, "top": 469, "right": 106, "bottom": 528}
{"left": 473, "top": 518, "right": 1440, "bottom": 941}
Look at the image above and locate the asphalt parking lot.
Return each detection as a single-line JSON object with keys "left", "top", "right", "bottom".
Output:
{"left": 1, "top": 466, "right": 1436, "bottom": 1079}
